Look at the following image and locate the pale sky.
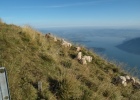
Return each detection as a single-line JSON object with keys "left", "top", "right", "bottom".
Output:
{"left": 0, "top": 0, "right": 140, "bottom": 28}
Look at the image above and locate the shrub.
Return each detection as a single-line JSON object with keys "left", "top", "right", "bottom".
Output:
{"left": 60, "top": 60, "right": 72, "bottom": 68}
{"left": 39, "top": 53, "right": 54, "bottom": 63}
{"left": 48, "top": 73, "right": 82, "bottom": 100}
{"left": 80, "top": 86, "right": 93, "bottom": 100}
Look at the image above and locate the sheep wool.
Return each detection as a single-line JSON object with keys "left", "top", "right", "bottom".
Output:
{"left": 77, "top": 52, "right": 82, "bottom": 60}
{"left": 81, "top": 57, "right": 87, "bottom": 65}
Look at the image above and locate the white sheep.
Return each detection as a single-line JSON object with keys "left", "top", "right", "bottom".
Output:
{"left": 81, "top": 57, "right": 87, "bottom": 65}
{"left": 114, "top": 76, "right": 127, "bottom": 86}
{"left": 130, "top": 77, "right": 136, "bottom": 84}
{"left": 120, "top": 76, "right": 127, "bottom": 86}
{"left": 133, "top": 79, "right": 140, "bottom": 89}
{"left": 61, "top": 39, "right": 67, "bottom": 43}
{"left": 77, "top": 52, "right": 82, "bottom": 60}
{"left": 61, "top": 39, "right": 72, "bottom": 47}
{"left": 62, "top": 42, "right": 68, "bottom": 47}
{"left": 76, "top": 47, "right": 81, "bottom": 52}
{"left": 62, "top": 42, "right": 72, "bottom": 47}
{"left": 83, "top": 55, "right": 92, "bottom": 62}
{"left": 120, "top": 76, "right": 126, "bottom": 81}
{"left": 67, "top": 42, "right": 72, "bottom": 47}
{"left": 122, "top": 81, "right": 127, "bottom": 87}
{"left": 125, "top": 75, "right": 130, "bottom": 80}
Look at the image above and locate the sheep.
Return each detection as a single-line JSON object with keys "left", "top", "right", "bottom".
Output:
{"left": 81, "top": 57, "right": 87, "bottom": 65}
{"left": 113, "top": 75, "right": 140, "bottom": 88}
{"left": 83, "top": 55, "right": 92, "bottom": 62}
{"left": 130, "top": 77, "right": 136, "bottom": 84}
{"left": 62, "top": 42, "right": 72, "bottom": 47}
{"left": 62, "top": 42, "right": 68, "bottom": 47}
{"left": 88, "top": 56, "right": 92, "bottom": 62}
{"left": 125, "top": 75, "right": 132, "bottom": 83}
{"left": 119, "top": 76, "right": 127, "bottom": 86}
{"left": 122, "top": 81, "right": 127, "bottom": 87}
{"left": 77, "top": 52, "right": 82, "bottom": 60}
{"left": 120, "top": 76, "right": 126, "bottom": 82}
{"left": 133, "top": 79, "right": 140, "bottom": 89}
{"left": 113, "top": 76, "right": 127, "bottom": 86}
{"left": 83, "top": 56, "right": 88, "bottom": 62}
{"left": 76, "top": 47, "right": 81, "bottom": 52}
{"left": 61, "top": 39, "right": 72, "bottom": 47}
{"left": 67, "top": 42, "right": 72, "bottom": 47}
{"left": 125, "top": 75, "right": 131, "bottom": 80}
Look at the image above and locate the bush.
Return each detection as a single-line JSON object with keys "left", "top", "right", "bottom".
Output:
{"left": 60, "top": 60, "right": 72, "bottom": 68}
{"left": 48, "top": 74, "right": 82, "bottom": 100}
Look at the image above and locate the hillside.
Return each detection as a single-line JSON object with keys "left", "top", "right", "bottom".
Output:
{"left": 117, "top": 37, "right": 140, "bottom": 55}
{"left": 0, "top": 21, "right": 140, "bottom": 100}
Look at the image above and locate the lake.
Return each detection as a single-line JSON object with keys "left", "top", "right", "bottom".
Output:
{"left": 39, "top": 27, "right": 140, "bottom": 71}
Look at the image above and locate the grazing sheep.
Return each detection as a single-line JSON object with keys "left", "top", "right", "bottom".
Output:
{"left": 83, "top": 55, "right": 92, "bottom": 62}
{"left": 125, "top": 75, "right": 130, "bottom": 80}
{"left": 67, "top": 42, "right": 72, "bottom": 47}
{"left": 77, "top": 52, "right": 82, "bottom": 60}
{"left": 125, "top": 75, "right": 131, "bottom": 83}
{"left": 122, "top": 81, "right": 127, "bottom": 87}
{"left": 81, "top": 57, "right": 87, "bottom": 65}
{"left": 62, "top": 42, "right": 68, "bottom": 47}
{"left": 61, "top": 39, "right": 72, "bottom": 47}
{"left": 113, "top": 76, "right": 127, "bottom": 86}
{"left": 120, "top": 76, "right": 127, "bottom": 83}
{"left": 76, "top": 47, "right": 81, "bottom": 52}
{"left": 83, "top": 56, "right": 88, "bottom": 62}
{"left": 62, "top": 42, "right": 72, "bottom": 47}
{"left": 133, "top": 79, "right": 140, "bottom": 89}
{"left": 130, "top": 77, "right": 136, "bottom": 84}
{"left": 113, "top": 75, "right": 140, "bottom": 88}
{"left": 89, "top": 56, "right": 92, "bottom": 62}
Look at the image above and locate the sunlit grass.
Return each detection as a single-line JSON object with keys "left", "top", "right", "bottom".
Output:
{"left": 0, "top": 22, "right": 139, "bottom": 100}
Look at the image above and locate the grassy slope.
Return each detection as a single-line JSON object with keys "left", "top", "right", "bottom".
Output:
{"left": 0, "top": 22, "right": 140, "bottom": 100}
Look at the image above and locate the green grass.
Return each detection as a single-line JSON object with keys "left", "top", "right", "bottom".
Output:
{"left": 0, "top": 22, "right": 140, "bottom": 100}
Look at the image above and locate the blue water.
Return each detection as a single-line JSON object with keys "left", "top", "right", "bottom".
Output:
{"left": 39, "top": 27, "right": 140, "bottom": 70}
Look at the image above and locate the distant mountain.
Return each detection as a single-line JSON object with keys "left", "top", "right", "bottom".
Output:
{"left": 117, "top": 37, "right": 140, "bottom": 55}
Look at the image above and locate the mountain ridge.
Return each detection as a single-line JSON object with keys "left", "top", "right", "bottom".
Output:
{"left": 117, "top": 37, "right": 140, "bottom": 55}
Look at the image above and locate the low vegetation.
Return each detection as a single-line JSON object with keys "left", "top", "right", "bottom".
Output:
{"left": 0, "top": 21, "right": 140, "bottom": 100}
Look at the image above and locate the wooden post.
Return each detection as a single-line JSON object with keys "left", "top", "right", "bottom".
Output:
{"left": 38, "top": 81, "right": 42, "bottom": 92}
